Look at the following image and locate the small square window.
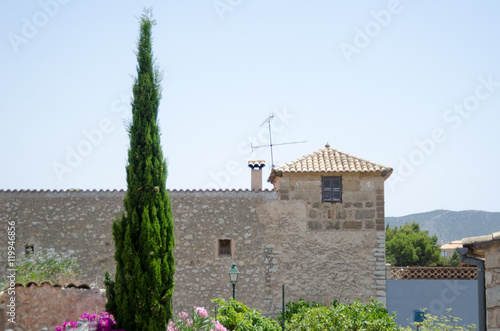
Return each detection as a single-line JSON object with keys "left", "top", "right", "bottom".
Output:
{"left": 322, "top": 176, "right": 342, "bottom": 202}
{"left": 218, "top": 239, "right": 232, "bottom": 257}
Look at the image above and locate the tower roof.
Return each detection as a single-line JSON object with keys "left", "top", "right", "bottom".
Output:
{"left": 268, "top": 144, "right": 392, "bottom": 182}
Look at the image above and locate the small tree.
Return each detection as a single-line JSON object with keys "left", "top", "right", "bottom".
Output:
{"left": 386, "top": 222, "right": 441, "bottom": 266}
{"left": 441, "top": 250, "right": 460, "bottom": 266}
{"left": 109, "top": 9, "right": 175, "bottom": 330}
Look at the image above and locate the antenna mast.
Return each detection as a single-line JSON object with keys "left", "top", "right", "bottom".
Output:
{"left": 251, "top": 113, "right": 306, "bottom": 168}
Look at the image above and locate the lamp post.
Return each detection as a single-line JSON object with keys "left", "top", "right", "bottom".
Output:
{"left": 228, "top": 263, "right": 240, "bottom": 300}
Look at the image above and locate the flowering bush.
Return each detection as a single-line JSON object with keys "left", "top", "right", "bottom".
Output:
{"left": 55, "top": 311, "right": 117, "bottom": 331}
{"left": 4, "top": 247, "right": 81, "bottom": 285}
{"left": 167, "top": 306, "right": 228, "bottom": 331}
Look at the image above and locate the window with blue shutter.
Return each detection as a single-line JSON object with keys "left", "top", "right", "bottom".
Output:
{"left": 322, "top": 176, "right": 342, "bottom": 202}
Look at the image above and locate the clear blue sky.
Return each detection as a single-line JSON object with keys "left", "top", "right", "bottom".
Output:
{"left": 1, "top": 1, "right": 499, "bottom": 217}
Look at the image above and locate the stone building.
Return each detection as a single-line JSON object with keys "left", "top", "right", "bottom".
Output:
{"left": 461, "top": 231, "right": 500, "bottom": 330}
{"left": 0, "top": 144, "right": 392, "bottom": 316}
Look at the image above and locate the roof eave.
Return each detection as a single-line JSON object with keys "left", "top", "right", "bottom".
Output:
{"left": 268, "top": 168, "right": 393, "bottom": 181}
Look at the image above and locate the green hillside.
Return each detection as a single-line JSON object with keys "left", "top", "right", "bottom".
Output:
{"left": 386, "top": 210, "right": 500, "bottom": 244}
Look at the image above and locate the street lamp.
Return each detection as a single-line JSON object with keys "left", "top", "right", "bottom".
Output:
{"left": 228, "top": 263, "right": 240, "bottom": 300}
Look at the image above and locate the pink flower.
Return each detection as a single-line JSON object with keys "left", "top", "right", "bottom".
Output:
{"left": 178, "top": 311, "right": 188, "bottom": 320}
{"left": 212, "top": 320, "right": 228, "bottom": 331}
{"left": 80, "top": 311, "right": 91, "bottom": 320}
{"left": 167, "top": 324, "right": 178, "bottom": 331}
{"left": 194, "top": 306, "right": 208, "bottom": 318}
{"left": 55, "top": 326, "right": 63, "bottom": 331}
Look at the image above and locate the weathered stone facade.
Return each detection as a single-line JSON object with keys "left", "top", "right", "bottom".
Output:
{"left": 0, "top": 190, "right": 123, "bottom": 286}
{"left": 480, "top": 243, "right": 500, "bottom": 330}
{"left": 0, "top": 186, "right": 387, "bottom": 316}
{"left": 276, "top": 172, "right": 386, "bottom": 232}
{"left": 462, "top": 231, "right": 500, "bottom": 330}
{"left": 486, "top": 262, "right": 500, "bottom": 330}
{"left": 269, "top": 171, "right": 388, "bottom": 305}
{"left": 0, "top": 146, "right": 392, "bottom": 321}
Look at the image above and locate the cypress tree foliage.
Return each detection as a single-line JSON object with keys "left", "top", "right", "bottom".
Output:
{"left": 110, "top": 10, "right": 175, "bottom": 330}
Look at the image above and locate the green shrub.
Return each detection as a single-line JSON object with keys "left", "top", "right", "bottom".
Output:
{"left": 277, "top": 297, "right": 326, "bottom": 324}
{"left": 3, "top": 247, "right": 80, "bottom": 286}
{"left": 212, "top": 298, "right": 281, "bottom": 331}
{"left": 286, "top": 299, "right": 399, "bottom": 331}
{"left": 286, "top": 305, "right": 334, "bottom": 331}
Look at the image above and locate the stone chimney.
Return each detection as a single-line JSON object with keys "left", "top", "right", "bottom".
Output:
{"left": 248, "top": 160, "right": 266, "bottom": 190}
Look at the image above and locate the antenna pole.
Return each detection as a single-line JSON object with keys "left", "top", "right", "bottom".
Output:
{"left": 268, "top": 118, "right": 274, "bottom": 167}
{"left": 253, "top": 112, "right": 305, "bottom": 168}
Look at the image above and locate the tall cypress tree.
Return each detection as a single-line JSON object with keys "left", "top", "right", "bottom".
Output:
{"left": 110, "top": 10, "right": 175, "bottom": 330}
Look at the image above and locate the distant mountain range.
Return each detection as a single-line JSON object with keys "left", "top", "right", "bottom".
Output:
{"left": 386, "top": 210, "right": 500, "bottom": 244}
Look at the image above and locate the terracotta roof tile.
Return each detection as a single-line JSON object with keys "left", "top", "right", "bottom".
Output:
{"left": 269, "top": 144, "right": 392, "bottom": 180}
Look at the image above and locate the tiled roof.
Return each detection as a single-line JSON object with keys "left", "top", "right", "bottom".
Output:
{"left": 268, "top": 144, "right": 392, "bottom": 181}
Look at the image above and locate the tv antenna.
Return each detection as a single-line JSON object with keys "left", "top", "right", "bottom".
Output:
{"left": 251, "top": 114, "right": 306, "bottom": 168}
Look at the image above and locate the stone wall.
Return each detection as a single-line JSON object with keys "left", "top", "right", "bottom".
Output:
{"left": 274, "top": 172, "right": 387, "bottom": 304}
{"left": 171, "top": 189, "right": 278, "bottom": 313}
{"left": 0, "top": 284, "right": 106, "bottom": 331}
{"left": 0, "top": 190, "right": 123, "bottom": 286}
{"left": 480, "top": 244, "right": 500, "bottom": 330}
{"left": 0, "top": 182, "right": 386, "bottom": 318}
{"left": 277, "top": 172, "right": 386, "bottom": 232}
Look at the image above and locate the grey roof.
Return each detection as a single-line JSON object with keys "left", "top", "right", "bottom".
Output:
{"left": 462, "top": 231, "right": 500, "bottom": 249}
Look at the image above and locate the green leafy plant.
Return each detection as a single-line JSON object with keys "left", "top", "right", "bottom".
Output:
{"left": 4, "top": 247, "right": 80, "bottom": 285}
{"left": 277, "top": 297, "right": 325, "bottom": 324}
{"left": 212, "top": 298, "right": 281, "bottom": 331}
{"left": 400, "top": 308, "right": 477, "bottom": 330}
{"left": 286, "top": 298, "right": 398, "bottom": 331}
